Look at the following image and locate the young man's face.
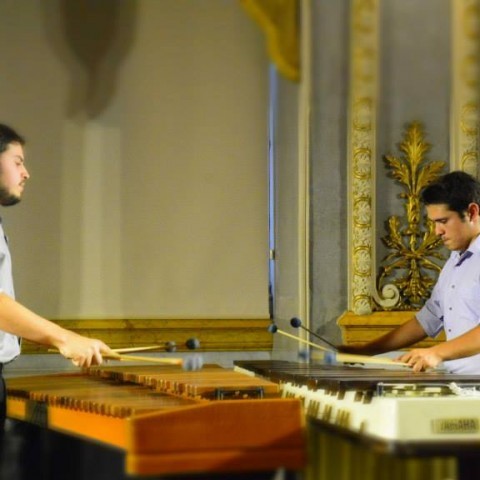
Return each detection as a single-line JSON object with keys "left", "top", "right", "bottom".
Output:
{"left": 427, "top": 203, "right": 479, "bottom": 252}
{"left": 0, "top": 142, "right": 29, "bottom": 207}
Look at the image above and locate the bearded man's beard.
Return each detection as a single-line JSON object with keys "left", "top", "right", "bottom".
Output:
{"left": 0, "top": 186, "right": 21, "bottom": 206}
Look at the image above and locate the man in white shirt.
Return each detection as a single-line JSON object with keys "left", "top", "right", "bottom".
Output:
{"left": 0, "top": 124, "right": 114, "bottom": 433}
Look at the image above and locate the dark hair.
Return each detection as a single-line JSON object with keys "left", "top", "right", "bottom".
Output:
{"left": 0, "top": 124, "right": 25, "bottom": 155}
{"left": 421, "top": 171, "right": 480, "bottom": 217}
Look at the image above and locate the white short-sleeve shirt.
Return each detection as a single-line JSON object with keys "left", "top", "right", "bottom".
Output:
{"left": 0, "top": 218, "right": 20, "bottom": 363}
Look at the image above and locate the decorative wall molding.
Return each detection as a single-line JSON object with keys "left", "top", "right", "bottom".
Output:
{"left": 344, "top": 2, "right": 459, "bottom": 337}
{"left": 347, "top": 0, "right": 379, "bottom": 314}
{"left": 21, "top": 318, "right": 273, "bottom": 354}
{"left": 451, "top": 0, "right": 480, "bottom": 175}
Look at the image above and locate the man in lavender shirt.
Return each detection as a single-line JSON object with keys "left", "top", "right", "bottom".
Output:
{"left": 341, "top": 171, "right": 480, "bottom": 374}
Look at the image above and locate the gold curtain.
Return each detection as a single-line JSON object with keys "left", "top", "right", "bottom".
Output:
{"left": 240, "top": 0, "right": 300, "bottom": 81}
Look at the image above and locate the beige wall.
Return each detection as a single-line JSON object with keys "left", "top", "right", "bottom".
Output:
{"left": 0, "top": 0, "right": 269, "bottom": 319}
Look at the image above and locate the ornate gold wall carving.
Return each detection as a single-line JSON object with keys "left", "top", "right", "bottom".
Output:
{"left": 376, "top": 122, "right": 446, "bottom": 310}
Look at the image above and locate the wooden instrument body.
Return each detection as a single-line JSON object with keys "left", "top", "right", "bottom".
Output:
{"left": 6, "top": 364, "right": 306, "bottom": 476}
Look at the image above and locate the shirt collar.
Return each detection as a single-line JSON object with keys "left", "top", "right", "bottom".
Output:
{"left": 454, "top": 235, "right": 480, "bottom": 266}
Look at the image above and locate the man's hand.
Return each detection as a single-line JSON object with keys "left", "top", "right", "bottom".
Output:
{"left": 397, "top": 348, "right": 443, "bottom": 372}
{"left": 56, "top": 332, "right": 114, "bottom": 367}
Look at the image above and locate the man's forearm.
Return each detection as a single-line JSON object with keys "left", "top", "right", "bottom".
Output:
{"left": 340, "top": 316, "right": 427, "bottom": 355}
{"left": 433, "top": 326, "right": 480, "bottom": 361}
{"left": 0, "top": 293, "right": 69, "bottom": 348}
{"left": 370, "top": 317, "right": 427, "bottom": 352}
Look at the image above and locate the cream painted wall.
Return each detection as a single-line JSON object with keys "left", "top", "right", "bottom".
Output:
{"left": 0, "top": 0, "right": 269, "bottom": 319}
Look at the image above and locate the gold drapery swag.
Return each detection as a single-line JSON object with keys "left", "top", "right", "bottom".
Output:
{"left": 240, "top": 0, "right": 300, "bottom": 81}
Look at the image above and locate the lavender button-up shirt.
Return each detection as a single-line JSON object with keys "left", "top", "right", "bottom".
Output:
{"left": 417, "top": 235, "right": 480, "bottom": 373}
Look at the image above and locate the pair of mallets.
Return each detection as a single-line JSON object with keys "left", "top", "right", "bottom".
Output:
{"left": 269, "top": 318, "right": 409, "bottom": 368}
{"left": 51, "top": 338, "right": 204, "bottom": 371}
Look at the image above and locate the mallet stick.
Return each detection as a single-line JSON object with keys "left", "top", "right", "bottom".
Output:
{"left": 310, "top": 351, "right": 409, "bottom": 368}
{"left": 271, "top": 326, "right": 331, "bottom": 352}
{"left": 103, "top": 353, "right": 183, "bottom": 365}
{"left": 269, "top": 324, "right": 409, "bottom": 368}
